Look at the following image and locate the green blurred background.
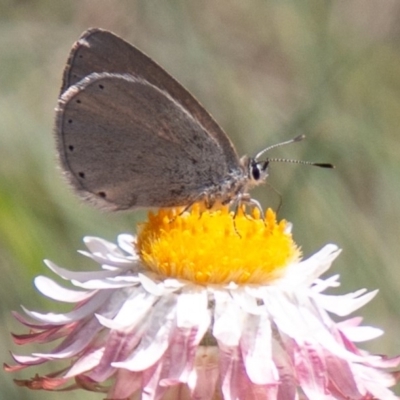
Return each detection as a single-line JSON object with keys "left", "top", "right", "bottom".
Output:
{"left": 1, "top": 1, "right": 400, "bottom": 398}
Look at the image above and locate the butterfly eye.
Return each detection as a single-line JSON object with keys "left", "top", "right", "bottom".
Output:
{"left": 251, "top": 164, "right": 261, "bottom": 181}
{"left": 250, "top": 160, "right": 270, "bottom": 182}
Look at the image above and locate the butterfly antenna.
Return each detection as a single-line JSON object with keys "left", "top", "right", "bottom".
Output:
{"left": 254, "top": 134, "right": 305, "bottom": 160}
{"left": 255, "top": 135, "right": 334, "bottom": 169}
{"left": 266, "top": 158, "right": 334, "bottom": 169}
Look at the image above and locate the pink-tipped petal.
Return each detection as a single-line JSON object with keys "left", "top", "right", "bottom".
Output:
{"left": 107, "top": 368, "right": 142, "bottom": 399}
{"left": 187, "top": 346, "right": 220, "bottom": 400}
{"left": 219, "top": 344, "right": 277, "bottom": 400}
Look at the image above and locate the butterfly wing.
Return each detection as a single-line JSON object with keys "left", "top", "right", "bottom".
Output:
{"left": 56, "top": 72, "right": 235, "bottom": 210}
{"left": 60, "top": 28, "right": 239, "bottom": 169}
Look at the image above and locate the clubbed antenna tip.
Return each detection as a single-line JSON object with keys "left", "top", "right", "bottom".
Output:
{"left": 293, "top": 134, "right": 306, "bottom": 142}
{"left": 313, "top": 163, "right": 335, "bottom": 169}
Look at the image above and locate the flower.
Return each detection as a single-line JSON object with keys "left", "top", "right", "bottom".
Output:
{"left": 5, "top": 206, "right": 400, "bottom": 399}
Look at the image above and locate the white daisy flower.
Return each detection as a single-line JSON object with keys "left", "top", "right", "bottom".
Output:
{"left": 6, "top": 206, "right": 400, "bottom": 399}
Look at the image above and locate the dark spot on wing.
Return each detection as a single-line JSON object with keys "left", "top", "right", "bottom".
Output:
{"left": 192, "top": 134, "right": 204, "bottom": 150}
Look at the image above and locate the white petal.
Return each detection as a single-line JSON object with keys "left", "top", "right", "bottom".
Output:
{"left": 22, "top": 291, "right": 113, "bottom": 324}
{"left": 176, "top": 287, "right": 208, "bottom": 329}
{"left": 213, "top": 289, "right": 245, "bottom": 346}
{"left": 139, "top": 273, "right": 179, "bottom": 296}
{"left": 262, "top": 289, "right": 379, "bottom": 364}
{"left": 314, "top": 289, "right": 378, "bottom": 317}
{"left": 339, "top": 325, "right": 384, "bottom": 342}
{"left": 71, "top": 275, "right": 140, "bottom": 290}
{"left": 11, "top": 354, "right": 44, "bottom": 364}
{"left": 113, "top": 294, "right": 177, "bottom": 371}
{"left": 162, "top": 278, "right": 186, "bottom": 290}
{"left": 280, "top": 244, "right": 341, "bottom": 288}
{"left": 284, "top": 222, "right": 293, "bottom": 233}
{"left": 241, "top": 314, "right": 279, "bottom": 385}
{"left": 34, "top": 276, "right": 93, "bottom": 303}
{"left": 352, "top": 364, "right": 399, "bottom": 400}
{"left": 84, "top": 236, "right": 126, "bottom": 257}
{"left": 44, "top": 259, "right": 122, "bottom": 282}
{"left": 64, "top": 348, "right": 105, "bottom": 378}
{"left": 97, "top": 287, "right": 157, "bottom": 330}
{"left": 77, "top": 250, "right": 137, "bottom": 269}
{"left": 117, "top": 234, "right": 137, "bottom": 255}
{"left": 311, "top": 275, "right": 340, "bottom": 293}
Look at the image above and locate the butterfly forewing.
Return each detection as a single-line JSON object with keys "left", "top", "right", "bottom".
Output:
{"left": 60, "top": 28, "right": 239, "bottom": 170}
{"left": 56, "top": 73, "right": 234, "bottom": 210}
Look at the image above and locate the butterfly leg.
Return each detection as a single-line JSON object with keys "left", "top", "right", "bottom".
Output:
{"left": 233, "top": 193, "right": 265, "bottom": 221}
{"left": 170, "top": 192, "right": 211, "bottom": 222}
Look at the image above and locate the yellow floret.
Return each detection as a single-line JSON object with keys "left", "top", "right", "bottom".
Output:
{"left": 136, "top": 204, "right": 301, "bottom": 285}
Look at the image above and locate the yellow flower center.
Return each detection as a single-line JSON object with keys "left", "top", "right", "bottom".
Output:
{"left": 136, "top": 205, "right": 301, "bottom": 285}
